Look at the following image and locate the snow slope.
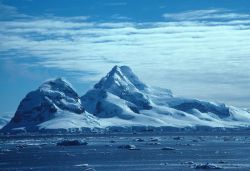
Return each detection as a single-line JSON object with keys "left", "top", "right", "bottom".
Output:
{"left": 2, "top": 66, "right": 250, "bottom": 132}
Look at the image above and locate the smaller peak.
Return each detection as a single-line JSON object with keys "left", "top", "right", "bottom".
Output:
{"left": 54, "top": 77, "right": 66, "bottom": 82}
{"left": 44, "top": 77, "right": 68, "bottom": 85}
{"left": 38, "top": 77, "right": 78, "bottom": 98}
{"left": 40, "top": 77, "right": 71, "bottom": 89}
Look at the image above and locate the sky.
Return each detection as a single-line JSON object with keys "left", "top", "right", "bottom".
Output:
{"left": 0, "top": 0, "right": 250, "bottom": 114}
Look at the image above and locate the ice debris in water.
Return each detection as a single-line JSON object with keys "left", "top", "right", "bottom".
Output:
{"left": 192, "top": 163, "right": 222, "bottom": 169}
{"left": 118, "top": 144, "right": 139, "bottom": 150}
{"left": 161, "top": 147, "right": 176, "bottom": 151}
{"left": 56, "top": 140, "right": 88, "bottom": 146}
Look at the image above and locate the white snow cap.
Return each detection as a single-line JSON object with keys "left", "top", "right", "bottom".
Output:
{"left": 39, "top": 77, "right": 78, "bottom": 97}
{"left": 95, "top": 65, "right": 148, "bottom": 91}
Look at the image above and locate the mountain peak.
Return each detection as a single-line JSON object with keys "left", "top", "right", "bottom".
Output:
{"left": 107, "top": 65, "right": 134, "bottom": 77}
{"left": 92, "top": 65, "right": 152, "bottom": 111}
{"left": 39, "top": 78, "right": 78, "bottom": 97}
{"left": 37, "top": 78, "right": 84, "bottom": 114}
{"left": 94, "top": 65, "right": 147, "bottom": 91}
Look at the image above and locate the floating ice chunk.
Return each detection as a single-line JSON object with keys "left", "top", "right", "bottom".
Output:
{"left": 192, "top": 163, "right": 222, "bottom": 169}
{"left": 118, "top": 144, "right": 139, "bottom": 150}
{"left": 57, "top": 140, "right": 88, "bottom": 146}
{"left": 161, "top": 147, "right": 176, "bottom": 151}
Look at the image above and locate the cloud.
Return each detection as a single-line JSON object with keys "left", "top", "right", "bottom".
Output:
{"left": 0, "top": 2, "right": 29, "bottom": 20}
{"left": 110, "top": 14, "right": 131, "bottom": 21}
{"left": 0, "top": 5, "right": 250, "bottom": 108}
{"left": 1, "top": 15, "right": 250, "bottom": 77}
{"left": 104, "top": 2, "right": 127, "bottom": 6}
{"left": 163, "top": 9, "right": 250, "bottom": 21}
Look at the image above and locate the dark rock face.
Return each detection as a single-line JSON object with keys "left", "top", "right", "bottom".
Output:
{"left": 12, "top": 94, "right": 57, "bottom": 124}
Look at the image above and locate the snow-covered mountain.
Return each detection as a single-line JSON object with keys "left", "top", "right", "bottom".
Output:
{"left": 2, "top": 78, "right": 98, "bottom": 132}
{"left": 2, "top": 66, "right": 250, "bottom": 133}
{"left": 82, "top": 66, "right": 250, "bottom": 128}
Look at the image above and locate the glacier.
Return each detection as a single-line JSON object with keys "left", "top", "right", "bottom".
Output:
{"left": 1, "top": 65, "right": 250, "bottom": 133}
